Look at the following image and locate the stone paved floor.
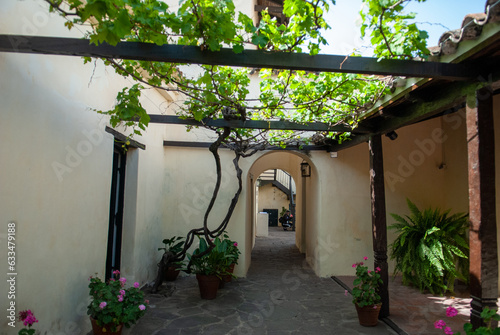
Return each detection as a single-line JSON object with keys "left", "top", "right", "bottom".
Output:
{"left": 126, "top": 228, "right": 397, "bottom": 335}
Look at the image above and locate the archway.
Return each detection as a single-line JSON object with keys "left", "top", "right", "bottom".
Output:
{"left": 243, "top": 151, "right": 319, "bottom": 274}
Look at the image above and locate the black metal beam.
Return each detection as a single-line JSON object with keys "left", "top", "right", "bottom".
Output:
{"left": 0, "top": 34, "right": 477, "bottom": 80}
{"left": 149, "top": 115, "right": 371, "bottom": 133}
{"left": 163, "top": 140, "right": 327, "bottom": 151}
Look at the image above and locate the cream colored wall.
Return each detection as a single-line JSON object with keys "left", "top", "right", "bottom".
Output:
{"left": 0, "top": 2, "right": 169, "bottom": 333}
{"left": 160, "top": 146, "right": 251, "bottom": 276}
{"left": 257, "top": 183, "right": 290, "bottom": 219}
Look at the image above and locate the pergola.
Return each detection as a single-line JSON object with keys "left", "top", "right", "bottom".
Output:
{"left": 1, "top": 8, "right": 500, "bottom": 326}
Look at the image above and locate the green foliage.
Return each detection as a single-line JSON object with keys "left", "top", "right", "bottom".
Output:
{"left": 360, "top": 0, "right": 430, "bottom": 60}
{"left": 87, "top": 272, "right": 148, "bottom": 331}
{"left": 389, "top": 199, "right": 469, "bottom": 295}
{"left": 187, "top": 235, "right": 233, "bottom": 277}
{"left": 351, "top": 257, "right": 383, "bottom": 307}
{"left": 158, "top": 236, "right": 185, "bottom": 254}
{"left": 46, "top": 0, "right": 431, "bottom": 145}
{"left": 436, "top": 306, "right": 500, "bottom": 335}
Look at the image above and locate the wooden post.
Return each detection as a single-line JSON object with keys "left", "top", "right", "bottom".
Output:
{"left": 466, "top": 86, "right": 498, "bottom": 329}
{"left": 369, "top": 135, "right": 390, "bottom": 318}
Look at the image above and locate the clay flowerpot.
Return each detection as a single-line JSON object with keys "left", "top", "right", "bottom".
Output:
{"left": 164, "top": 265, "right": 181, "bottom": 281}
{"left": 219, "top": 263, "right": 236, "bottom": 288}
{"left": 196, "top": 274, "right": 220, "bottom": 300}
{"left": 90, "top": 316, "right": 123, "bottom": 335}
{"left": 355, "top": 303, "right": 382, "bottom": 327}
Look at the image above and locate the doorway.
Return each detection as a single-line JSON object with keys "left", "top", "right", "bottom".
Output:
{"left": 263, "top": 208, "right": 279, "bottom": 226}
{"left": 105, "top": 142, "right": 127, "bottom": 280}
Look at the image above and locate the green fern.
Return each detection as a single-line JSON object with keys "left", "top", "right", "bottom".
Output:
{"left": 389, "top": 199, "right": 469, "bottom": 295}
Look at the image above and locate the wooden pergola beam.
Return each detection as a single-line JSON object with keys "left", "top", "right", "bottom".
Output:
{"left": 326, "top": 79, "right": 489, "bottom": 152}
{"left": 369, "top": 135, "right": 389, "bottom": 319}
{"left": 0, "top": 34, "right": 478, "bottom": 80}
{"left": 467, "top": 86, "right": 498, "bottom": 328}
{"left": 149, "top": 115, "right": 371, "bottom": 133}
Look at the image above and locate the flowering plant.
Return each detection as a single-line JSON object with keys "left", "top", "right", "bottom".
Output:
{"left": 18, "top": 309, "right": 38, "bottom": 335}
{"left": 87, "top": 271, "right": 148, "bottom": 332}
{"left": 220, "top": 232, "right": 241, "bottom": 265}
{"left": 351, "top": 257, "right": 383, "bottom": 307}
{"left": 435, "top": 306, "right": 500, "bottom": 335}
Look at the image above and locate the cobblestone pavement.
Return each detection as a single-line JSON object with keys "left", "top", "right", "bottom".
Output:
{"left": 126, "top": 227, "right": 397, "bottom": 335}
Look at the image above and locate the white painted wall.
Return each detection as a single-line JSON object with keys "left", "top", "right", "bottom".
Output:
{"left": 0, "top": 1, "right": 169, "bottom": 333}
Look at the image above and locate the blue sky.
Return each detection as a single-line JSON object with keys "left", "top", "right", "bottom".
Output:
{"left": 322, "top": 0, "right": 486, "bottom": 55}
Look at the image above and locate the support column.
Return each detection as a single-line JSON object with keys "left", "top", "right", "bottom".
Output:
{"left": 369, "top": 135, "right": 389, "bottom": 318}
{"left": 466, "top": 86, "right": 498, "bottom": 329}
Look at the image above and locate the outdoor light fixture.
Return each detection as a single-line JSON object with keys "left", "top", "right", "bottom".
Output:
{"left": 385, "top": 131, "right": 398, "bottom": 140}
{"left": 300, "top": 161, "right": 311, "bottom": 177}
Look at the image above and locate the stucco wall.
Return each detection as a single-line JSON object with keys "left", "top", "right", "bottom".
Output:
{"left": 0, "top": 2, "right": 169, "bottom": 333}
{"left": 257, "top": 183, "right": 290, "bottom": 218}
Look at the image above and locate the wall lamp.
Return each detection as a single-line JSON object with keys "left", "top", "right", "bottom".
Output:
{"left": 300, "top": 161, "right": 311, "bottom": 177}
{"left": 385, "top": 131, "right": 398, "bottom": 140}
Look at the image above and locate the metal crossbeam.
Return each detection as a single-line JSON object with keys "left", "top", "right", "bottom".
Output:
{"left": 149, "top": 115, "right": 371, "bottom": 133}
{"left": 0, "top": 35, "right": 477, "bottom": 80}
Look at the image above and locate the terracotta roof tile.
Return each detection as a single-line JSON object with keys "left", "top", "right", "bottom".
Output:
{"left": 429, "top": 0, "right": 500, "bottom": 57}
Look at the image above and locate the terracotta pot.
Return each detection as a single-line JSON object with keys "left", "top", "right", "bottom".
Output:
{"left": 90, "top": 316, "right": 123, "bottom": 335}
{"left": 220, "top": 263, "right": 236, "bottom": 288}
{"left": 164, "top": 266, "right": 181, "bottom": 281}
{"left": 355, "top": 303, "right": 382, "bottom": 327}
{"left": 196, "top": 274, "right": 220, "bottom": 300}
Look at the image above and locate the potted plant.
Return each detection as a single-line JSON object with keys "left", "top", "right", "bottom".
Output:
{"left": 219, "top": 232, "right": 241, "bottom": 285}
{"left": 87, "top": 270, "right": 148, "bottom": 335}
{"left": 187, "top": 236, "right": 232, "bottom": 299}
{"left": 351, "top": 257, "right": 383, "bottom": 327}
{"left": 158, "top": 236, "right": 186, "bottom": 281}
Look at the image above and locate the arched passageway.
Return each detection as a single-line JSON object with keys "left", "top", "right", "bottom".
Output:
{"left": 244, "top": 151, "right": 319, "bottom": 275}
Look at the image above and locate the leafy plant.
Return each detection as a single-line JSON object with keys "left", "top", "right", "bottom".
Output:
{"left": 187, "top": 236, "right": 233, "bottom": 278}
{"left": 87, "top": 271, "right": 148, "bottom": 332}
{"left": 220, "top": 231, "right": 241, "bottom": 266}
{"left": 435, "top": 306, "right": 500, "bottom": 335}
{"left": 158, "top": 235, "right": 186, "bottom": 268}
{"left": 389, "top": 199, "right": 469, "bottom": 295}
{"left": 351, "top": 257, "right": 383, "bottom": 308}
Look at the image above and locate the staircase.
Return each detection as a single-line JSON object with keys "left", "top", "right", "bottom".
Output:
{"left": 258, "top": 169, "right": 295, "bottom": 200}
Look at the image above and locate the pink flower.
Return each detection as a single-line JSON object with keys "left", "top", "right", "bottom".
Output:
{"left": 109, "top": 278, "right": 115, "bottom": 282}
{"left": 446, "top": 306, "right": 458, "bottom": 317}
{"left": 145, "top": 300, "right": 150, "bottom": 304}
{"left": 359, "top": 262, "right": 364, "bottom": 265}
{"left": 99, "top": 302, "right": 107, "bottom": 309}
{"left": 19, "top": 310, "right": 38, "bottom": 326}
{"left": 344, "top": 290, "right": 348, "bottom": 296}
{"left": 134, "top": 282, "right": 140, "bottom": 288}
{"left": 447, "top": 329, "right": 455, "bottom": 335}
{"left": 119, "top": 277, "right": 127, "bottom": 286}
{"left": 119, "top": 289, "right": 126, "bottom": 296}
{"left": 234, "top": 242, "right": 238, "bottom": 247}
{"left": 112, "top": 270, "right": 120, "bottom": 275}
{"left": 368, "top": 270, "right": 372, "bottom": 274}
{"left": 434, "top": 320, "right": 446, "bottom": 329}
{"left": 363, "top": 256, "right": 368, "bottom": 260}
{"left": 117, "top": 295, "right": 124, "bottom": 302}
{"left": 375, "top": 267, "right": 381, "bottom": 273}
{"left": 352, "top": 263, "right": 356, "bottom": 268}
{"left": 23, "top": 314, "right": 38, "bottom": 327}
{"left": 139, "top": 304, "right": 146, "bottom": 311}
{"left": 18, "top": 310, "right": 32, "bottom": 322}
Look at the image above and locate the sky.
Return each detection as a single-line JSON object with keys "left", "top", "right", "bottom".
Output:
{"left": 322, "top": 0, "right": 486, "bottom": 55}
